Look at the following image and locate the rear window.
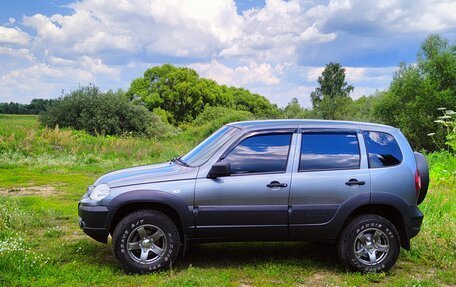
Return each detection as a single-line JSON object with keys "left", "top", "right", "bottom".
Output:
{"left": 363, "top": 131, "right": 403, "bottom": 168}
{"left": 299, "top": 132, "right": 360, "bottom": 171}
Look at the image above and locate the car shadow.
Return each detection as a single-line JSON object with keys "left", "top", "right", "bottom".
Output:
{"left": 84, "top": 240, "right": 344, "bottom": 273}
{"left": 177, "top": 241, "right": 343, "bottom": 271}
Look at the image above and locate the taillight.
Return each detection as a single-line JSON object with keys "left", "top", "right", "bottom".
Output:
{"left": 415, "top": 169, "right": 421, "bottom": 198}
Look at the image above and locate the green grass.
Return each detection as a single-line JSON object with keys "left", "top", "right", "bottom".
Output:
{"left": 0, "top": 114, "right": 455, "bottom": 286}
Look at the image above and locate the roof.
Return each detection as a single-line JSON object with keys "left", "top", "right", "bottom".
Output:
{"left": 227, "top": 119, "right": 397, "bottom": 131}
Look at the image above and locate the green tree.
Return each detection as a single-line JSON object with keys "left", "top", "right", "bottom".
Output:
{"left": 310, "top": 62, "right": 354, "bottom": 119}
{"left": 127, "top": 64, "right": 280, "bottom": 124}
{"left": 282, "top": 98, "right": 316, "bottom": 119}
{"left": 348, "top": 92, "right": 383, "bottom": 122}
{"left": 373, "top": 34, "right": 456, "bottom": 150}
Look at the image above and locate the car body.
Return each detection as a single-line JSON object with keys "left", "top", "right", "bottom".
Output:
{"left": 78, "top": 119, "right": 428, "bottom": 273}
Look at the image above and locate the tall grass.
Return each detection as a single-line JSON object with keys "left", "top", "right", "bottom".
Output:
{"left": 0, "top": 115, "right": 196, "bottom": 168}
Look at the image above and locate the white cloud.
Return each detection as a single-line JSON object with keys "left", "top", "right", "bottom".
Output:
{"left": 219, "top": 0, "right": 320, "bottom": 62}
{"left": 0, "top": 47, "right": 35, "bottom": 61}
{"left": 300, "top": 24, "right": 336, "bottom": 43}
{"left": 0, "top": 26, "right": 30, "bottom": 46}
{"left": 309, "top": 0, "right": 456, "bottom": 34}
{"left": 1, "top": 0, "right": 456, "bottom": 105}
{"left": 21, "top": 0, "right": 243, "bottom": 59}
{"left": 189, "top": 60, "right": 282, "bottom": 86}
{"left": 306, "top": 66, "right": 397, "bottom": 84}
{"left": 0, "top": 56, "right": 120, "bottom": 103}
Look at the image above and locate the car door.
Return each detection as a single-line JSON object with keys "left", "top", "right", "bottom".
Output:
{"left": 289, "top": 130, "right": 371, "bottom": 240}
{"left": 194, "top": 130, "right": 297, "bottom": 240}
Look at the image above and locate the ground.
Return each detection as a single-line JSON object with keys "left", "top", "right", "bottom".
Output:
{"left": 0, "top": 115, "right": 455, "bottom": 286}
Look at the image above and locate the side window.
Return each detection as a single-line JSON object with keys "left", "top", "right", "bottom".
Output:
{"left": 363, "top": 131, "right": 403, "bottom": 168}
{"left": 222, "top": 133, "right": 292, "bottom": 174}
{"left": 299, "top": 132, "right": 360, "bottom": 171}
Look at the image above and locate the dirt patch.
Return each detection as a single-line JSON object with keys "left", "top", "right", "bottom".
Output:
{"left": 0, "top": 185, "right": 58, "bottom": 196}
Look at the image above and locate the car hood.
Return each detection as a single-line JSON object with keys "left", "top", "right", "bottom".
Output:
{"left": 94, "top": 162, "right": 198, "bottom": 188}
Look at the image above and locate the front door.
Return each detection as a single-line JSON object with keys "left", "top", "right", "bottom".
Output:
{"left": 195, "top": 131, "right": 296, "bottom": 240}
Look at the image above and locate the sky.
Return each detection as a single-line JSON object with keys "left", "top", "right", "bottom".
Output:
{"left": 1, "top": 0, "right": 455, "bottom": 107}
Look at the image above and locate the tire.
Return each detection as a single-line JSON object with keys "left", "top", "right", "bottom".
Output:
{"left": 112, "top": 209, "right": 181, "bottom": 274}
{"left": 337, "top": 214, "right": 400, "bottom": 273}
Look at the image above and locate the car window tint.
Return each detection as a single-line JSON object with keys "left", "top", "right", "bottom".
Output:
{"left": 299, "top": 132, "right": 360, "bottom": 171}
{"left": 222, "top": 133, "right": 292, "bottom": 174}
{"left": 363, "top": 131, "right": 403, "bottom": 168}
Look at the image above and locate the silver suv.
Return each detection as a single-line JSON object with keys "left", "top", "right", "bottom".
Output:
{"left": 78, "top": 120, "right": 428, "bottom": 274}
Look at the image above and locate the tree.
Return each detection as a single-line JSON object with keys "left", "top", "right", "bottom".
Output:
{"left": 0, "top": 98, "right": 57, "bottom": 114}
{"left": 348, "top": 92, "right": 383, "bottom": 122}
{"left": 282, "top": 98, "right": 316, "bottom": 119}
{"left": 310, "top": 62, "right": 354, "bottom": 119}
{"left": 373, "top": 34, "right": 456, "bottom": 150}
{"left": 127, "top": 64, "right": 280, "bottom": 124}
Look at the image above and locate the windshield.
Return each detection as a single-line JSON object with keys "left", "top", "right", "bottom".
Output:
{"left": 181, "top": 125, "right": 239, "bottom": 167}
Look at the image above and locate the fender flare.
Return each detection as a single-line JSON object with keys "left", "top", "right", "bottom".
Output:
{"left": 106, "top": 189, "right": 194, "bottom": 237}
{"left": 369, "top": 192, "right": 412, "bottom": 249}
{"left": 332, "top": 192, "right": 413, "bottom": 249}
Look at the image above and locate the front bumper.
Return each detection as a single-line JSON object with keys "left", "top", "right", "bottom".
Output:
{"left": 78, "top": 203, "right": 111, "bottom": 243}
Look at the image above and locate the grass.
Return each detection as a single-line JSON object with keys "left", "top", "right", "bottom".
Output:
{"left": 0, "top": 114, "right": 455, "bottom": 286}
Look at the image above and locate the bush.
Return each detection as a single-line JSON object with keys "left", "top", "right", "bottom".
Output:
{"left": 39, "top": 86, "right": 174, "bottom": 138}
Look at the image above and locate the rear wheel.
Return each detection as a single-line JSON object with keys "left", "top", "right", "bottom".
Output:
{"left": 112, "top": 209, "right": 181, "bottom": 274}
{"left": 337, "top": 214, "right": 400, "bottom": 273}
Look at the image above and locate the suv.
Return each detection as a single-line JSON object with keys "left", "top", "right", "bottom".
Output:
{"left": 78, "top": 120, "right": 428, "bottom": 274}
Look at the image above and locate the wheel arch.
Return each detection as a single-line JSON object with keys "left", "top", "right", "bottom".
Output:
{"left": 339, "top": 193, "right": 412, "bottom": 250}
{"left": 107, "top": 189, "right": 195, "bottom": 240}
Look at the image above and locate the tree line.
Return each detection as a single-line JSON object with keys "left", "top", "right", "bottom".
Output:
{"left": 0, "top": 99, "right": 57, "bottom": 115}
{"left": 1, "top": 34, "right": 454, "bottom": 151}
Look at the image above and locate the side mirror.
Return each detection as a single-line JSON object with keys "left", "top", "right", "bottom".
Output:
{"left": 207, "top": 162, "right": 231, "bottom": 178}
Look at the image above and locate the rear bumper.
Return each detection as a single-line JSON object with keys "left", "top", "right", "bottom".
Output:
{"left": 407, "top": 206, "right": 424, "bottom": 239}
{"left": 78, "top": 203, "right": 110, "bottom": 243}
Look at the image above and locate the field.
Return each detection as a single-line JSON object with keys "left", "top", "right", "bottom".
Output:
{"left": 0, "top": 114, "right": 455, "bottom": 287}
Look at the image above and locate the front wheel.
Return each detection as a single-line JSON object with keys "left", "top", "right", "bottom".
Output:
{"left": 112, "top": 210, "right": 181, "bottom": 274}
{"left": 337, "top": 214, "right": 400, "bottom": 273}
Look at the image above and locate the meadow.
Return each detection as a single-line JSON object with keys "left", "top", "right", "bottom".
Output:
{"left": 0, "top": 114, "right": 455, "bottom": 287}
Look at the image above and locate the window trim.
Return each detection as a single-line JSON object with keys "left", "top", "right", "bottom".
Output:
{"left": 298, "top": 131, "right": 361, "bottom": 173}
{"left": 218, "top": 129, "right": 295, "bottom": 176}
{"left": 362, "top": 130, "right": 403, "bottom": 169}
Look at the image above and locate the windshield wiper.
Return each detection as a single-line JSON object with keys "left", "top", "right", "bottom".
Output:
{"left": 171, "top": 156, "right": 189, "bottom": 167}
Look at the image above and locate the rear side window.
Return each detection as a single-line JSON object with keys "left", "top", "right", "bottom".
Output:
{"left": 299, "top": 132, "right": 360, "bottom": 171}
{"left": 222, "top": 133, "right": 292, "bottom": 174}
{"left": 363, "top": 131, "right": 403, "bottom": 168}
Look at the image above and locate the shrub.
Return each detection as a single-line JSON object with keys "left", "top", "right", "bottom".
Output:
{"left": 39, "top": 86, "right": 174, "bottom": 138}
{"left": 429, "top": 107, "right": 456, "bottom": 153}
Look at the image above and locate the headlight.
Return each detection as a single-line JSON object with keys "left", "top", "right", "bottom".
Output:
{"left": 89, "top": 183, "right": 111, "bottom": 201}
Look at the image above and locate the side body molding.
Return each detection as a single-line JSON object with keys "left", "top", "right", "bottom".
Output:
{"left": 106, "top": 190, "right": 195, "bottom": 237}
{"left": 290, "top": 193, "right": 370, "bottom": 241}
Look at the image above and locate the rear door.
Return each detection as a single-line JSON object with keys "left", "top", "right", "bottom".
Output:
{"left": 289, "top": 130, "right": 371, "bottom": 239}
{"left": 195, "top": 130, "right": 297, "bottom": 240}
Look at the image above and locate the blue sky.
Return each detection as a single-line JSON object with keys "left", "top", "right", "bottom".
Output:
{"left": 1, "top": 0, "right": 455, "bottom": 107}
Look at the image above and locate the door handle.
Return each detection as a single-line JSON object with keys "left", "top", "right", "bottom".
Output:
{"left": 345, "top": 179, "right": 366, "bottom": 186}
{"left": 267, "top": 181, "right": 288, "bottom": 188}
